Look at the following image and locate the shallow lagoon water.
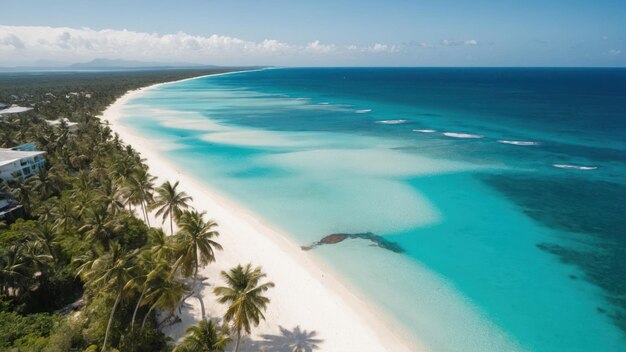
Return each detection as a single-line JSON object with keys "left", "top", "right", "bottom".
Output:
{"left": 120, "top": 68, "right": 626, "bottom": 351}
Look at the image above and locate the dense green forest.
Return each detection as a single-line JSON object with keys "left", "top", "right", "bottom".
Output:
{"left": 0, "top": 68, "right": 273, "bottom": 352}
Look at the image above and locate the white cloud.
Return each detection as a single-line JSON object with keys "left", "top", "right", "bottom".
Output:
{"left": 1, "top": 33, "right": 25, "bottom": 49}
{"left": 347, "top": 43, "right": 399, "bottom": 53}
{"left": 0, "top": 25, "right": 288, "bottom": 61}
{"left": 441, "top": 39, "right": 479, "bottom": 47}
{"left": 0, "top": 25, "right": 398, "bottom": 66}
{"left": 305, "top": 40, "right": 336, "bottom": 54}
{"left": 401, "top": 41, "right": 433, "bottom": 49}
{"left": 368, "top": 43, "right": 399, "bottom": 53}
{"left": 609, "top": 49, "right": 621, "bottom": 55}
{"left": 441, "top": 39, "right": 461, "bottom": 46}
{"left": 258, "top": 39, "right": 291, "bottom": 52}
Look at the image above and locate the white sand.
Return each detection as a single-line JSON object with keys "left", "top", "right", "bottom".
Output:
{"left": 100, "top": 73, "right": 424, "bottom": 352}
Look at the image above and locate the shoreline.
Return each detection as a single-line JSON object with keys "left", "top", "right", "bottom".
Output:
{"left": 100, "top": 72, "right": 425, "bottom": 352}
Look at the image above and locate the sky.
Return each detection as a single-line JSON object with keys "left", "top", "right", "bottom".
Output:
{"left": 1, "top": 0, "right": 625, "bottom": 67}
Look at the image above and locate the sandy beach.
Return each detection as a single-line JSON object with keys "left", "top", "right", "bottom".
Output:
{"left": 100, "top": 74, "right": 424, "bottom": 352}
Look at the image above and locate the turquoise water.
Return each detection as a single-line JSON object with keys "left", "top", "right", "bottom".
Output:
{"left": 120, "top": 68, "right": 626, "bottom": 351}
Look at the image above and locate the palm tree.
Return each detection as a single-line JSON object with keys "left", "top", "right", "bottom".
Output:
{"left": 28, "top": 167, "right": 60, "bottom": 200}
{"left": 124, "top": 168, "right": 155, "bottom": 226}
{"left": 23, "top": 241, "right": 54, "bottom": 286}
{"left": 125, "top": 250, "right": 154, "bottom": 333}
{"left": 97, "top": 179, "right": 125, "bottom": 216}
{"left": 113, "top": 154, "right": 140, "bottom": 201}
{"left": 33, "top": 196, "right": 58, "bottom": 223}
{"left": 79, "top": 206, "right": 121, "bottom": 250}
{"left": 147, "top": 228, "right": 176, "bottom": 262}
{"left": 73, "top": 170, "right": 95, "bottom": 196}
{"left": 150, "top": 181, "right": 193, "bottom": 235}
{"left": 76, "top": 243, "right": 137, "bottom": 352}
{"left": 173, "top": 210, "right": 223, "bottom": 319}
{"left": 125, "top": 250, "right": 173, "bottom": 332}
{"left": 173, "top": 320, "right": 232, "bottom": 352}
{"left": 213, "top": 264, "right": 275, "bottom": 352}
{"left": 140, "top": 273, "right": 186, "bottom": 333}
{"left": 90, "top": 155, "right": 111, "bottom": 182}
{"left": 136, "top": 169, "right": 156, "bottom": 226}
{"left": 50, "top": 198, "right": 76, "bottom": 233}
{"left": 27, "top": 223, "right": 59, "bottom": 265}
{"left": 71, "top": 172, "right": 97, "bottom": 219}
{"left": 69, "top": 152, "right": 89, "bottom": 170}
{"left": 0, "top": 245, "right": 31, "bottom": 297}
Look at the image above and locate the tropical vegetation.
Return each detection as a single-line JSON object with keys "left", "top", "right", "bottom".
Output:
{"left": 214, "top": 264, "right": 275, "bottom": 352}
{"left": 172, "top": 319, "right": 231, "bottom": 352}
{"left": 0, "top": 68, "right": 273, "bottom": 351}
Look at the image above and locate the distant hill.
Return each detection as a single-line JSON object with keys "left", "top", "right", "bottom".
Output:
{"left": 0, "top": 58, "right": 218, "bottom": 72}
{"left": 69, "top": 58, "right": 213, "bottom": 70}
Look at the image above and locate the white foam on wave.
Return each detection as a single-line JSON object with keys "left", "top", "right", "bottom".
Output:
{"left": 295, "top": 97, "right": 310, "bottom": 100}
{"left": 553, "top": 164, "right": 598, "bottom": 170}
{"left": 497, "top": 140, "right": 539, "bottom": 146}
{"left": 442, "top": 132, "right": 484, "bottom": 139}
{"left": 355, "top": 109, "right": 372, "bottom": 113}
{"left": 376, "top": 119, "right": 409, "bottom": 125}
{"left": 318, "top": 102, "right": 330, "bottom": 105}
{"left": 413, "top": 129, "right": 437, "bottom": 133}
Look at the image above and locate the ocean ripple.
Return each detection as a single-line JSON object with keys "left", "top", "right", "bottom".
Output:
{"left": 355, "top": 109, "right": 372, "bottom": 113}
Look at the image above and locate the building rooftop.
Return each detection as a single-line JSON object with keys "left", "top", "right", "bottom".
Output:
{"left": 0, "top": 148, "right": 46, "bottom": 167}
{"left": 0, "top": 105, "right": 33, "bottom": 115}
{"left": 12, "top": 143, "right": 38, "bottom": 151}
{"left": 45, "top": 118, "right": 78, "bottom": 127}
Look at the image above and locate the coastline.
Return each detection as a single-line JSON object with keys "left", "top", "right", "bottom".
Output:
{"left": 100, "top": 72, "right": 425, "bottom": 352}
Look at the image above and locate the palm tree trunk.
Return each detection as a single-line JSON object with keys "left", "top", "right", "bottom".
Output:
{"left": 130, "top": 288, "right": 146, "bottom": 332}
{"left": 197, "top": 295, "right": 206, "bottom": 321}
{"left": 140, "top": 201, "right": 146, "bottom": 222}
{"left": 102, "top": 291, "right": 122, "bottom": 352}
{"left": 169, "top": 213, "right": 174, "bottom": 235}
{"left": 191, "top": 256, "right": 198, "bottom": 294}
{"left": 182, "top": 251, "right": 200, "bottom": 314}
{"left": 140, "top": 304, "right": 156, "bottom": 333}
{"left": 144, "top": 201, "right": 151, "bottom": 227}
{"left": 141, "top": 200, "right": 146, "bottom": 223}
{"left": 233, "top": 330, "right": 241, "bottom": 352}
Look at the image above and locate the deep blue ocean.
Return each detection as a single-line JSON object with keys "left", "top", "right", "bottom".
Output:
{"left": 121, "top": 68, "right": 626, "bottom": 351}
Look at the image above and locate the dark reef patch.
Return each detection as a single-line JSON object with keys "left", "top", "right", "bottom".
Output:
{"left": 481, "top": 172, "right": 626, "bottom": 336}
{"left": 302, "top": 232, "right": 404, "bottom": 253}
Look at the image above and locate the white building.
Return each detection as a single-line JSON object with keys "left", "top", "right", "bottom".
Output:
{"left": 0, "top": 144, "right": 46, "bottom": 180}
{"left": 45, "top": 118, "right": 79, "bottom": 132}
{"left": 0, "top": 104, "right": 33, "bottom": 115}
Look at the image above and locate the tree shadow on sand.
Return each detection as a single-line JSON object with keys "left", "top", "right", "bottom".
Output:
{"left": 238, "top": 325, "right": 323, "bottom": 352}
